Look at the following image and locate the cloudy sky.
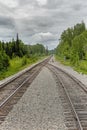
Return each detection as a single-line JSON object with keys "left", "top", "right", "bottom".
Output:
{"left": 0, "top": 0, "right": 87, "bottom": 49}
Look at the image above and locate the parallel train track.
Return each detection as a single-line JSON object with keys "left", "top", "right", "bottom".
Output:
{"left": 0, "top": 57, "right": 51, "bottom": 124}
{"left": 47, "top": 63, "right": 87, "bottom": 130}
{"left": 1, "top": 56, "right": 87, "bottom": 130}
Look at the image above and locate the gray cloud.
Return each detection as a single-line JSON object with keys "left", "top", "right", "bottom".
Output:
{"left": 44, "top": 0, "right": 63, "bottom": 9}
{"left": 72, "top": 4, "right": 83, "bottom": 11}
{"left": 0, "top": 0, "right": 87, "bottom": 49}
{"left": 0, "top": 16, "right": 15, "bottom": 29}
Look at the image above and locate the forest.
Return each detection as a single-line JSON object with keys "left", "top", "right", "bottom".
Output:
{"left": 0, "top": 34, "right": 48, "bottom": 79}
{"left": 55, "top": 22, "right": 87, "bottom": 73}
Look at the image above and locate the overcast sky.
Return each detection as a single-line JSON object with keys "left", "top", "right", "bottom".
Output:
{"left": 0, "top": 0, "right": 87, "bottom": 49}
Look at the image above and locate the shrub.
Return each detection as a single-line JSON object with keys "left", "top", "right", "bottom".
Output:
{"left": 70, "top": 53, "right": 79, "bottom": 66}
{"left": 22, "top": 56, "right": 27, "bottom": 66}
{"left": 0, "top": 51, "right": 10, "bottom": 71}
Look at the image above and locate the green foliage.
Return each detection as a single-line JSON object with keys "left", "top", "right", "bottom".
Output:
{"left": 22, "top": 56, "right": 27, "bottom": 66}
{"left": 73, "top": 21, "right": 85, "bottom": 36}
{"left": 0, "top": 33, "right": 48, "bottom": 79}
{"left": 77, "top": 60, "right": 87, "bottom": 74}
{"left": 0, "top": 55, "right": 46, "bottom": 80}
{"left": 55, "top": 21, "right": 87, "bottom": 74}
{"left": 0, "top": 51, "right": 9, "bottom": 71}
{"left": 70, "top": 53, "right": 79, "bottom": 66}
{"left": 0, "top": 34, "right": 46, "bottom": 59}
{"left": 28, "top": 43, "right": 46, "bottom": 55}
{"left": 71, "top": 33, "right": 86, "bottom": 60}
{"left": 56, "top": 22, "right": 87, "bottom": 65}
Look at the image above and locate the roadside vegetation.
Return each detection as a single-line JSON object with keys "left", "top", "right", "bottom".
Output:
{"left": 55, "top": 21, "right": 87, "bottom": 74}
{"left": 0, "top": 34, "right": 48, "bottom": 80}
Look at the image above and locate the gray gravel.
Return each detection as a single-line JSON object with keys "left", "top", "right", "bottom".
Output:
{"left": 50, "top": 56, "right": 87, "bottom": 87}
{"left": 0, "top": 67, "right": 67, "bottom": 130}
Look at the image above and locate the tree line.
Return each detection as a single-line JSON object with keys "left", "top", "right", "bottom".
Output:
{"left": 55, "top": 21, "right": 87, "bottom": 66}
{"left": 0, "top": 34, "right": 47, "bottom": 71}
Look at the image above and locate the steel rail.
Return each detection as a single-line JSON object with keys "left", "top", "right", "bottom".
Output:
{"left": 48, "top": 63, "right": 87, "bottom": 93}
{"left": 0, "top": 56, "right": 51, "bottom": 89}
{"left": 0, "top": 70, "right": 38, "bottom": 109}
{"left": 57, "top": 73, "right": 83, "bottom": 130}
{"left": 47, "top": 64, "right": 83, "bottom": 130}
{"left": 0, "top": 57, "right": 51, "bottom": 109}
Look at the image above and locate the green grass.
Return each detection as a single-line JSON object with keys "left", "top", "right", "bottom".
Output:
{"left": 55, "top": 55, "right": 87, "bottom": 74}
{"left": 74, "top": 60, "right": 87, "bottom": 74}
{"left": 55, "top": 55, "right": 71, "bottom": 66}
{"left": 0, "top": 55, "right": 46, "bottom": 80}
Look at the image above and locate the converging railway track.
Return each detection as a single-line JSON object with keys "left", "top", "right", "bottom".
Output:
{"left": 0, "top": 57, "right": 51, "bottom": 124}
{"left": 47, "top": 63, "right": 87, "bottom": 130}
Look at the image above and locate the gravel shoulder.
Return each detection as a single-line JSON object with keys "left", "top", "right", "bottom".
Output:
{"left": 49, "top": 56, "right": 87, "bottom": 87}
{"left": 0, "top": 67, "right": 67, "bottom": 130}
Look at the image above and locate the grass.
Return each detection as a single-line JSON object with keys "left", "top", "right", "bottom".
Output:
{"left": 55, "top": 55, "right": 87, "bottom": 75}
{"left": 0, "top": 55, "right": 46, "bottom": 80}
{"left": 74, "top": 60, "right": 87, "bottom": 74}
{"left": 55, "top": 55, "right": 71, "bottom": 66}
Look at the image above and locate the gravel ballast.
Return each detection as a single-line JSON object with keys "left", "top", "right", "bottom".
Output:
{"left": 1, "top": 56, "right": 87, "bottom": 130}
{"left": 50, "top": 57, "right": 87, "bottom": 87}
{"left": 0, "top": 67, "right": 67, "bottom": 130}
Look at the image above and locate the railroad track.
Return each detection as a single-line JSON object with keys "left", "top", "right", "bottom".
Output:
{"left": 0, "top": 57, "right": 51, "bottom": 124}
{"left": 47, "top": 63, "right": 87, "bottom": 130}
